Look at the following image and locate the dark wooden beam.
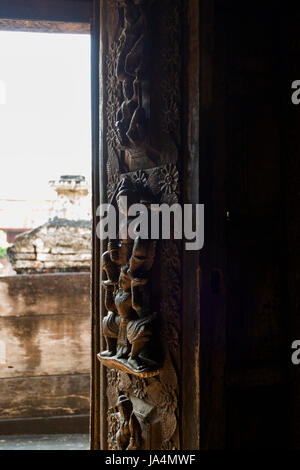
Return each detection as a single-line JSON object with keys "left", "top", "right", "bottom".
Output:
{"left": 90, "top": 0, "right": 101, "bottom": 451}
{"left": 0, "top": 18, "right": 90, "bottom": 34}
{"left": 0, "top": 0, "right": 92, "bottom": 24}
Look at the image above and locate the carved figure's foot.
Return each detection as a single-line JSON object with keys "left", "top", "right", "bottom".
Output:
{"left": 102, "top": 279, "right": 115, "bottom": 287}
{"left": 127, "top": 355, "right": 147, "bottom": 372}
{"left": 101, "top": 349, "right": 115, "bottom": 358}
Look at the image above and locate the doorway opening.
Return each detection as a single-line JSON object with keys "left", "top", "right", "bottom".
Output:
{"left": 0, "top": 28, "right": 91, "bottom": 449}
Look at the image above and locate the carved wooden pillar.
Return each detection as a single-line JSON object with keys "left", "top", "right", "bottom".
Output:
{"left": 91, "top": 0, "right": 200, "bottom": 450}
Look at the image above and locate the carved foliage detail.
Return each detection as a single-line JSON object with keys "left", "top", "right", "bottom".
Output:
{"left": 161, "top": 0, "right": 181, "bottom": 149}
{"left": 106, "top": 40, "right": 122, "bottom": 175}
{"left": 107, "top": 165, "right": 120, "bottom": 202}
{"left": 160, "top": 239, "right": 181, "bottom": 353}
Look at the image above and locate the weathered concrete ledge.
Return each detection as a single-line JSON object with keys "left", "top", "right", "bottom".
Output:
{"left": 0, "top": 272, "right": 90, "bottom": 428}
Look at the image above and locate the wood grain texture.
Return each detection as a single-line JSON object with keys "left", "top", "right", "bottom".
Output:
{"left": 181, "top": 0, "right": 200, "bottom": 451}
{"left": 90, "top": 0, "right": 101, "bottom": 450}
{"left": 0, "top": 18, "right": 90, "bottom": 33}
{"left": 198, "top": 0, "right": 291, "bottom": 449}
{"left": 280, "top": 6, "right": 300, "bottom": 449}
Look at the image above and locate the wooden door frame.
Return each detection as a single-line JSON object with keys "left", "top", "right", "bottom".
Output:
{"left": 0, "top": 1, "right": 92, "bottom": 34}
{"left": 90, "top": 0, "right": 101, "bottom": 450}
{"left": 0, "top": 1, "right": 92, "bottom": 33}
{"left": 0, "top": 0, "right": 92, "bottom": 24}
{"left": 90, "top": 0, "right": 201, "bottom": 450}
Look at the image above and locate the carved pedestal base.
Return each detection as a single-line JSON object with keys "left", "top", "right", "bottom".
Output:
{"left": 97, "top": 353, "right": 160, "bottom": 378}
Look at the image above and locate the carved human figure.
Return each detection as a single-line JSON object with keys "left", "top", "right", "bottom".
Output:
{"left": 115, "top": 75, "right": 146, "bottom": 148}
{"left": 103, "top": 257, "right": 155, "bottom": 372}
{"left": 101, "top": 251, "right": 119, "bottom": 357}
{"left": 101, "top": 177, "right": 137, "bottom": 282}
{"left": 126, "top": 236, "right": 156, "bottom": 370}
{"left": 125, "top": 75, "right": 147, "bottom": 146}
{"left": 113, "top": 394, "right": 142, "bottom": 450}
{"left": 115, "top": 0, "right": 148, "bottom": 150}
{"left": 100, "top": 177, "right": 158, "bottom": 374}
{"left": 116, "top": 0, "right": 147, "bottom": 82}
{"left": 115, "top": 77, "right": 137, "bottom": 147}
{"left": 101, "top": 177, "right": 137, "bottom": 358}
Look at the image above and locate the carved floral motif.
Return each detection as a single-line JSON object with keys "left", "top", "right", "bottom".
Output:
{"left": 159, "top": 382, "right": 178, "bottom": 415}
{"left": 107, "top": 171, "right": 120, "bottom": 202}
{"left": 159, "top": 164, "right": 179, "bottom": 195}
{"left": 132, "top": 169, "right": 148, "bottom": 188}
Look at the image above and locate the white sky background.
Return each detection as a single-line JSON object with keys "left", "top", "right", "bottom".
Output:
{"left": 0, "top": 31, "right": 91, "bottom": 200}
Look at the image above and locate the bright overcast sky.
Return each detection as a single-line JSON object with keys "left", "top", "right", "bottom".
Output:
{"left": 0, "top": 31, "right": 91, "bottom": 200}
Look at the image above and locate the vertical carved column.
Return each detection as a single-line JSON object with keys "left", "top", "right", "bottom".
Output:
{"left": 97, "top": 0, "right": 183, "bottom": 450}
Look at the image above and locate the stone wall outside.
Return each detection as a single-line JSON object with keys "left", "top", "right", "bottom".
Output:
{"left": 0, "top": 272, "right": 90, "bottom": 425}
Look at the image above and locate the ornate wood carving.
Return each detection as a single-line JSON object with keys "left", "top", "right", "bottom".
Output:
{"left": 98, "top": 0, "right": 183, "bottom": 450}
{"left": 98, "top": 175, "right": 160, "bottom": 377}
{"left": 99, "top": 165, "right": 182, "bottom": 448}
{"left": 107, "top": 394, "right": 142, "bottom": 450}
{"left": 105, "top": 0, "right": 161, "bottom": 174}
{"left": 105, "top": 351, "right": 179, "bottom": 450}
